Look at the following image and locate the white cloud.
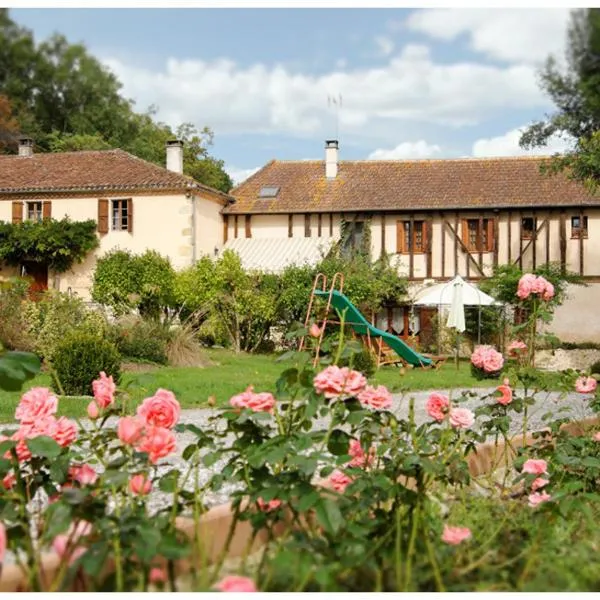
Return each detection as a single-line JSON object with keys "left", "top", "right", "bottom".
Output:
{"left": 226, "top": 165, "right": 261, "bottom": 186}
{"left": 406, "top": 8, "right": 571, "bottom": 64}
{"left": 103, "top": 43, "right": 550, "bottom": 144}
{"left": 368, "top": 140, "right": 441, "bottom": 160}
{"left": 472, "top": 126, "right": 574, "bottom": 157}
{"left": 374, "top": 35, "right": 394, "bottom": 57}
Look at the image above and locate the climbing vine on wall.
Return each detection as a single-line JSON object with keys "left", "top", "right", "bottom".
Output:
{"left": 339, "top": 215, "right": 372, "bottom": 259}
{"left": 0, "top": 218, "right": 99, "bottom": 273}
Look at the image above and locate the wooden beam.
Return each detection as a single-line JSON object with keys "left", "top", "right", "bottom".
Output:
{"left": 223, "top": 215, "right": 229, "bottom": 243}
{"left": 454, "top": 213, "right": 459, "bottom": 276}
{"left": 579, "top": 207, "right": 585, "bottom": 276}
{"left": 245, "top": 215, "right": 252, "bottom": 238}
{"left": 559, "top": 210, "right": 567, "bottom": 274}
{"left": 493, "top": 215, "right": 499, "bottom": 269}
{"left": 409, "top": 214, "right": 415, "bottom": 280}
{"left": 305, "top": 214, "right": 311, "bottom": 237}
{"left": 381, "top": 213, "right": 386, "bottom": 259}
{"left": 234, "top": 215, "right": 238, "bottom": 239}
{"left": 444, "top": 219, "right": 485, "bottom": 277}
{"left": 507, "top": 210, "right": 512, "bottom": 263}
{"left": 512, "top": 219, "right": 548, "bottom": 267}
{"left": 440, "top": 211, "right": 445, "bottom": 278}
{"left": 545, "top": 210, "right": 550, "bottom": 265}
{"left": 288, "top": 214, "right": 293, "bottom": 238}
{"left": 518, "top": 212, "right": 523, "bottom": 270}
{"left": 478, "top": 215, "right": 484, "bottom": 272}
{"left": 426, "top": 215, "right": 433, "bottom": 279}
{"left": 329, "top": 213, "right": 333, "bottom": 236}
{"left": 532, "top": 210, "right": 537, "bottom": 269}
{"left": 318, "top": 213, "right": 322, "bottom": 238}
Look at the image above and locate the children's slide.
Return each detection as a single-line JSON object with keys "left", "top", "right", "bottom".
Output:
{"left": 314, "top": 290, "right": 432, "bottom": 368}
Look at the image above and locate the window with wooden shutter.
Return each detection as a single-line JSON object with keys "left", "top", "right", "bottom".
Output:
{"left": 26, "top": 201, "right": 43, "bottom": 222}
{"left": 396, "top": 220, "right": 426, "bottom": 253}
{"left": 12, "top": 201, "right": 23, "bottom": 224}
{"left": 109, "top": 199, "right": 131, "bottom": 232}
{"left": 127, "top": 198, "right": 133, "bottom": 233}
{"left": 461, "top": 218, "right": 493, "bottom": 252}
{"left": 98, "top": 199, "right": 109, "bottom": 234}
{"left": 42, "top": 201, "right": 52, "bottom": 220}
{"left": 571, "top": 215, "right": 588, "bottom": 239}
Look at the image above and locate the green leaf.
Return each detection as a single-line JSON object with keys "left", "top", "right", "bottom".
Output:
{"left": 297, "top": 489, "right": 320, "bottom": 512}
{"left": 0, "top": 351, "right": 41, "bottom": 391}
{"left": 106, "top": 455, "right": 128, "bottom": 469}
{"left": 81, "top": 543, "right": 110, "bottom": 577}
{"left": 315, "top": 497, "right": 344, "bottom": 535}
{"left": 159, "top": 470, "right": 180, "bottom": 493}
{"left": 327, "top": 429, "right": 351, "bottom": 456}
{"left": 103, "top": 470, "right": 129, "bottom": 487}
{"left": 26, "top": 436, "right": 62, "bottom": 459}
{"left": 158, "top": 533, "right": 191, "bottom": 559}
{"left": 49, "top": 455, "right": 71, "bottom": 484}
{"left": 182, "top": 443, "right": 198, "bottom": 460}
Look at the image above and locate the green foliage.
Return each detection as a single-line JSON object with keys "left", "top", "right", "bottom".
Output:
{"left": 0, "top": 218, "right": 98, "bottom": 273}
{"left": 51, "top": 331, "right": 121, "bottom": 396}
{"left": 589, "top": 360, "right": 600, "bottom": 376}
{"left": 0, "top": 277, "right": 34, "bottom": 351}
{"left": 109, "top": 318, "right": 170, "bottom": 365}
{"left": 339, "top": 346, "right": 376, "bottom": 377}
{"left": 0, "top": 350, "right": 40, "bottom": 391}
{"left": 91, "top": 249, "right": 175, "bottom": 318}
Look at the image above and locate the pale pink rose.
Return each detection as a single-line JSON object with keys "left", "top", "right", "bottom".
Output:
{"left": 0, "top": 522, "right": 5, "bottom": 563}
{"left": 87, "top": 401, "right": 100, "bottom": 420}
{"left": 2, "top": 472, "right": 16, "bottom": 490}
{"left": 136, "top": 426, "right": 177, "bottom": 464}
{"left": 575, "top": 376, "right": 597, "bottom": 394}
{"left": 517, "top": 273, "right": 537, "bottom": 300}
{"left": 69, "top": 520, "right": 93, "bottom": 540}
{"left": 14, "top": 387, "right": 58, "bottom": 424}
{"left": 531, "top": 276, "right": 547, "bottom": 296}
{"left": 347, "top": 439, "right": 375, "bottom": 468}
{"left": 441, "top": 525, "right": 472, "bottom": 545}
{"left": 230, "top": 386, "right": 255, "bottom": 409}
{"left": 482, "top": 348, "right": 504, "bottom": 373}
{"left": 69, "top": 464, "right": 98, "bottom": 486}
{"left": 53, "top": 417, "right": 77, "bottom": 447}
{"left": 522, "top": 459, "right": 547, "bottom": 475}
{"left": 149, "top": 567, "right": 167, "bottom": 584}
{"left": 214, "top": 575, "right": 258, "bottom": 592}
{"left": 496, "top": 384, "right": 513, "bottom": 406}
{"left": 541, "top": 280, "right": 555, "bottom": 301}
{"left": 531, "top": 477, "right": 549, "bottom": 491}
{"left": 593, "top": 432, "right": 600, "bottom": 442}
{"left": 246, "top": 392, "right": 276, "bottom": 413}
{"left": 92, "top": 372, "right": 116, "bottom": 409}
{"left": 309, "top": 323, "right": 322, "bottom": 338}
{"left": 449, "top": 407, "right": 474, "bottom": 429}
{"left": 528, "top": 491, "right": 551, "bottom": 508}
{"left": 129, "top": 473, "right": 152, "bottom": 496}
{"left": 117, "top": 416, "right": 145, "bottom": 445}
{"left": 358, "top": 385, "right": 393, "bottom": 410}
{"left": 313, "top": 366, "right": 366, "bottom": 399}
{"left": 426, "top": 392, "right": 450, "bottom": 421}
{"left": 507, "top": 340, "right": 527, "bottom": 357}
{"left": 52, "top": 535, "right": 87, "bottom": 564}
{"left": 470, "top": 346, "right": 486, "bottom": 369}
{"left": 328, "top": 470, "right": 353, "bottom": 493}
{"left": 8, "top": 429, "right": 33, "bottom": 462}
{"left": 137, "top": 389, "right": 180, "bottom": 429}
{"left": 257, "top": 497, "right": 282, "bottom": 512}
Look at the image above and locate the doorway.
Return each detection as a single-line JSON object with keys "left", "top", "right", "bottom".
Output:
{"left": 22, "top": 262, "right": 48, "bottom": 300}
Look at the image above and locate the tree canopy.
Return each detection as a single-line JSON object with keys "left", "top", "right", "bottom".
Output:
{"left": 0, "top": 9, "right": 233, "bottom": 192}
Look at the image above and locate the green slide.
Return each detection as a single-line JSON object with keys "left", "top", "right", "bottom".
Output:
{"left": 314, "top": 290, "right": 432, "bottom": 368}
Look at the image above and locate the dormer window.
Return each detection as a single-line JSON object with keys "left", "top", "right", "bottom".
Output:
{"left": 259, "top": 186, "right": 280, "bottom": 198}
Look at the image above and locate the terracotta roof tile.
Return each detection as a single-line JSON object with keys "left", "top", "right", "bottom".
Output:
{"left": 225, "top": 157, "right": 599, "bottom": 214}
{"left": 0, "top": 149, "right": 229, "bottom": 199}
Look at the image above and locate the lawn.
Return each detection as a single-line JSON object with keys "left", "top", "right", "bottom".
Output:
{"left": 0, "top": 348, "right": 554, "bottom": 423}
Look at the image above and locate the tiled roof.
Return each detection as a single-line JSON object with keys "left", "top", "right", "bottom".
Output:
{"left": 225, "top": 157, "right": 599, "bottom": 214}
{"left": 0, "top": 149, "right": 230, "bottom": 199}
{"left": 221, "top": 237, "right": 336, "bottom": 272}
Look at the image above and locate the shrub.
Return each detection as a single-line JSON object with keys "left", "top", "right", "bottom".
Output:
{"left": 0, "top": 277, "right": 34, "bottom": 351}
{"left": 52, "top": 331, "right": 121, "bottom": 396}
{"left": 339, "top": 346, "right": 376, "bottom": 377}
{"left": 109, "top": 318, "right": 170, "bottom": 365}
{"left": 166, "top": 322, "right": 209, "bottom": 367}
{"left": 590, "top": 360, "right": 600, "bottom": 377}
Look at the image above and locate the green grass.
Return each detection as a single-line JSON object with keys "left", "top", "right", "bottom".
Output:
{"left": 0, "top": 349, "right": 557, "bottom": 424}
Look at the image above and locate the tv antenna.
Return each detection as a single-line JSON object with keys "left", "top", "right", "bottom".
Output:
{"left": 327, "top": 93, "right": 343, "bottom": 140}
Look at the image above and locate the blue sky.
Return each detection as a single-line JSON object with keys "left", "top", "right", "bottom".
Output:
{"left": 12, "top": 7, "right": 574, "bottom": 184}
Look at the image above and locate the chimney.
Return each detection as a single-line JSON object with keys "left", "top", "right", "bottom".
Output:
{"left": 325, "top": 139, "right": 338, "bottom": 179}
{"left": 166, "top": 139, "right": 184, "bottom": 174}
{"left": 18, "top": 137, "right": 34, "bottom": 157}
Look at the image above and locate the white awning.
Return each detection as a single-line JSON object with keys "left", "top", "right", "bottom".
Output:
{"left": 413, "top": 275, "right": 500, "bottom": 307}
{"left": 220, "top": 237, "right": 336, "bottom": 273}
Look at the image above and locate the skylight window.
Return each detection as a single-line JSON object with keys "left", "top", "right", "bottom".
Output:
{"left": 259, "top": 186, "right": 280, "bottom": 198}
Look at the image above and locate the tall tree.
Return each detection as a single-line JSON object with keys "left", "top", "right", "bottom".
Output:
{"left": 0, "top": 94, "right": 19, "bottom": 150}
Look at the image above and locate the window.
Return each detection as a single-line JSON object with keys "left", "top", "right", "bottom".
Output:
{"left": 462, "top": 218, "right": 493, "bottom": 252}
{"left": 521, "top": 217, "right": 536, "bottom": 240}
{"left": 571, "top": 215, "right": 588, "bottom": 239}
{"left": 397, "top": 220, "right": 426, "bottom": 253}
{"left": 27, "top": 201, "right": 43, "bottom": 222}
{"left": 112, "top": 199, "right": 129, "bottom": 231}
{"left": 258, "top": 186, "right": 280, "bottom": 198}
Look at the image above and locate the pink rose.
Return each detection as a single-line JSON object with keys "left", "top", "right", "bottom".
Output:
{"left": 531, "top": 477, "right": 549, "bottom": 491}
{"left": 117, "top": 416, "right": 145, "bottom": 445}
{"left": 309, "top": 323, "right": 321, "bottom": 338}
{"left": 496, "top": 384, "right": 513, "bottom": 406}
{"left": 328, "top": 470, "right": 353, "bottom": 493}
{"left": 53, "top": 417, "right": 77, "bottom": 447}
{"left": 0, "top": 522, "right": 5, "bottom": 564}
{"left": 449, "top": 407, "right": 474, "bottom": 429}
{"left": 214, "top": 575, "right": 257, "bottom": 592}
{"left": 357, "top": 385, "right": 392, "bottom": 410}
{"left": 87, "top": 401, "right": 100, "bottom": 420}
{"left": 522, "top": 459, "right": 547, "bottom": 475}
{"left": 441, "top": 525, "right": 472, "bottom": 545}
{"left": 129, "top": 473, "right": 152, "bottom": 496}
{"left": 2, "top": 472, "right": 16, "bottom": 490}
{"left": 313, "top": 366, "right": 366, "bottom": 399}
{"left": 531, "top": 276, "right": 547, "bottom": 296}
{"left": 230, "top": 386, "right": 255, "bottom": 409}
{"left": 482, "top": 348, "right": 504, "bottom": 373}
{"left": 69, "top": 464, "right": 98, "bottom": 486}
{"left": 507, "top": 340, "right": 527, "bottom": 357}
{"left": 137, "top": 389, "right": 180, "bottom": 429}
{"left": 541, "top": 280, "right": 555, "bottom": 301}
{"left": 149, "top": 567, "right": 167, "bottom": 584}
{"left": 92, "top": 372, "right": 116, "bottom": 409}
{"left": 593, "top": 432, "right": 600, "bottom": 442}
{"left": 14, "top": 387, "right": 58, "bottom": 424}
{"left": 347, "top": 439, "right": 375, "bottom": 468}
{"left": 426, "top": 392, "right": 449, "bottom": 422}
{"left": 470, "top": 346, "right": 485, "bottom": 369}
{"left": 517, "top": 273, "right": 537, "bottom": 300}
{"left": 528, "top": 491, "right": 551, "bottom": 508}
{"left": 136, "top": 426, "right": 177, "bottom": 464}
{"left": 575, "top": 376, "right": 597, "bottom": 394}
{"left": 246, "top": 392, "right": 276, "bottom": 413}
{"left": 257, "top": 497, "right": 282, "bottom": 512}
{"left": 52, "top": 519, "right": 93, "bottom": 561}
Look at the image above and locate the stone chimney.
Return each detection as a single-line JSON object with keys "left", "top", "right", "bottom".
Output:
{"left": 18, "top": 137, "right": 34, "bottom": 157}
{"left": 325, "top": 139, "right": 338, "bottom": 179}
{"left": 166, "top": 139, "right": 184, "bottom": 174}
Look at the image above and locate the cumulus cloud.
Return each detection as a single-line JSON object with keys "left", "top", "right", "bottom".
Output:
{"left": 226, "top": 166, "right": 261, "bottom": 185}
{"left": 368, "top": 140, "right": 441, "bottom": 159}
{"left": 472, "top": 126, "right": 575, "bottom": 157}
{"left": 405, "top": 8, "right": 570, "bottom": 64}
{"left": 374, "top": 35, "right": 395, "bottom": 57}
{"left": 102, "top": 43, "right": 549, "bottom": 143}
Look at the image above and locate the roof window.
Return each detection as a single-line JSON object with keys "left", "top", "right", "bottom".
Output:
{"left": 259, "top": 186, "right": 280, "bottom": 198}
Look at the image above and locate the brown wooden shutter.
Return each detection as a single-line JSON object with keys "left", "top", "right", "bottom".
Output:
{"left": 461, "top": 219, "right": 468, "bottom": 248}
{"left": 98, "top": 199, "right": 109, "bottom": 234}
{"left": 396, "top": 220, "right": 405, "bottom": 253}
{"left": 486, "top": 218, "right": 494, "bottom": 252}
{"left": 245, "top": 215, "right": 251, "bottom": 238}
{"left": 127, "top": 198, "right": 133, "bottom": 233}
{"left": 12, "top": 201, "right": 23, "bottom": 224}
{"left": 42, "top": 201, "right": 52, "bottom": 220}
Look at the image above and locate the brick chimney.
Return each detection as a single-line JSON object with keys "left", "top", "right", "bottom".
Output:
{"left": 166, "top": 139, "right": 184, "bottom": 174}
{"left": 325, "top": 139, "right": 338, "bottom": 179}
{"left": 18, "top": 137, "right": 34, "bottom": 157}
